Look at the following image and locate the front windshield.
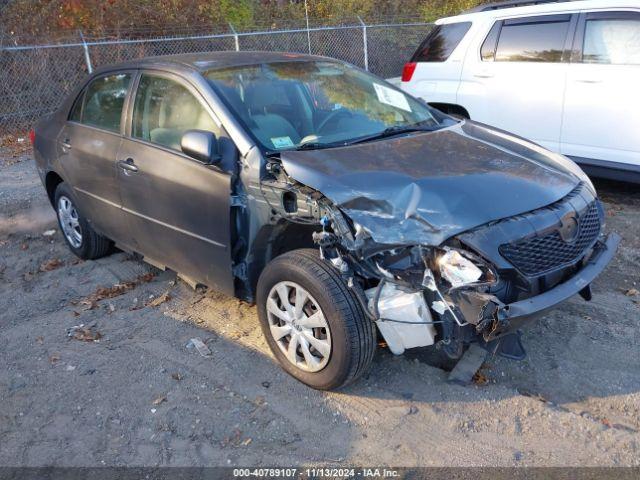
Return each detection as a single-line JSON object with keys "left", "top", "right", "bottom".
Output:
{"left": 205, "top": 60, "right": 449, "bottom": 152}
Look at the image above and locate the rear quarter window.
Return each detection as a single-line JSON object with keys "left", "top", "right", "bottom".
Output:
{"left": 68, "top": 90, "right": 84, "bottom": 122}
{"left": 411, "top": 22, "right": 472, "bottom": 62}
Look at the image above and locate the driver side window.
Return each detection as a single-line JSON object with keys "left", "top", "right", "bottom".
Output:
{"left": 132, "top": 74, "right": 218, "bottom": 152}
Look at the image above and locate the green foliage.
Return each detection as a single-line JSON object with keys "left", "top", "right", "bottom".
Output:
{"left": 418, "top": 0, "right": 485, "bottom": 21}
{"left": 0, "top": 0, "right": 490, "bottom": 39}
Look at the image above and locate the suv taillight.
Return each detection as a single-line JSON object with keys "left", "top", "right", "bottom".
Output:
{"left": 401, "top": 62, "right": 417, "bottom": 82}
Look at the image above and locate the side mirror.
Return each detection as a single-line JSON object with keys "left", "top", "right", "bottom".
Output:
{"left": 181, "top": 130, "right": 221, "bottom": 165}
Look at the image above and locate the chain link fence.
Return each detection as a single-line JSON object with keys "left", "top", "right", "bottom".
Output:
{"left": 0, "top": 19, "right": 432, "bottom": 134}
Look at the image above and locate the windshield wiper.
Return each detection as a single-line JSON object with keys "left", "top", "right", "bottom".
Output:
{"left": 345, "top": 123, "right": 439, "bottom": 146}
{"left": 294, "top": 141, "right": 342, "bottom": 151}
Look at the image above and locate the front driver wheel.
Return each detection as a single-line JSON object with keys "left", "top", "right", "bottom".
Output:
{"left": 54, "top": 182, "right": 112, "bottom": 260}
{"left": 257, "top": 249, "right": 376, "bottom": 390}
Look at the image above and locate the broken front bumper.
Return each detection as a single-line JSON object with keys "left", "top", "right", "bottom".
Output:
{"left": 493, "top": 233, "right": 621, "bottom": 336}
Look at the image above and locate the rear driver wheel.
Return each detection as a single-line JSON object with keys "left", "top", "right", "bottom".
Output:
{"left": 257, "top": 249, "right": 376, "bottom": 390}
{"left": 54, "top": 182, "right": 112, "bottom": 260}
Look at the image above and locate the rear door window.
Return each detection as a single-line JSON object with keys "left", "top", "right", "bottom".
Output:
{"left": 494, "top": 15, "right": 571, "bottom": 62}
{"left": 583, "top": 14, "right": 640, "bottom": 65}
{"left": 411, "top": 22, "right": 472, "bottom": 62}
{"left": 80, "top": 73, "right": 132, "bottom": 132}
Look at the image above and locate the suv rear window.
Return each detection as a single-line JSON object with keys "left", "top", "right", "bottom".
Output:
{"left": 492, "top": 15, "right": 571, "bottom": 63}
{"left": 411, "top": 22, "right": 472, "bottom": 62}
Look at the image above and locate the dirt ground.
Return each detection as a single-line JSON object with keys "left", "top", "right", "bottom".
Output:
{"left": 1, "top": 147, "right": 639, "bottom": 467}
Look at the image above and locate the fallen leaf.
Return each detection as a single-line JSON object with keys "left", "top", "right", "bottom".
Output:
{"left": 0, "top": 134, "right": 31, "bottom": 159}
{"left": 20, "top": 243, "right": 29, "bottom": 251}
{"left": 241, "top": 438, "right": 252, "bottom": 446}
{"left": 49, "top": 353, "right": 60, "bottom": 364}
{"left": 171, "top": 373, "right": 183, "bottom": 381}
{"left": 624, "top": 288, "right": 639, "bottom": 297}
{"left": 35, "top": 336, "right": 44, "bottom": 344}
{"left": 472, "top": 371, "right": 489, "bottom": 386}
{"left": 148, "top": 292, "right": 171, "bottom": 307}
{"left": 152, "top": 395, "right": 167, "bottom": 406}
{"left": 40, "top": 258, "right": 63, "bottom": 272}
{"left": 75, "top": 273, "right": 156, "bottom": 310}
{"left": 221, "top": 429, "right": 242, "bottom": 448}
{"left": 68, "top": 325, "right": 102, "bottom": 342}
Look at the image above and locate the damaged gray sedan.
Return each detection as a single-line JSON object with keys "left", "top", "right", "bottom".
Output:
{"left": 32, "top": 52, "right": 620, "bottom": 390}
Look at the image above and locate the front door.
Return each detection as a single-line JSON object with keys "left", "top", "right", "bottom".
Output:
{"left": 117, "top": 72, "right": 234, "bottom": 294}
{"left": 459, "top": 14, "right": 575, "bottom": 152}
{"left": 58, "top": 71, "right": 133, "bottom": 245}
{"left": 561, "top": 11, "right": 640, "bottom": 167}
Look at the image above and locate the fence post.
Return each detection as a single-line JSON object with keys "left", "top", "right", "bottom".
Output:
{"left": 229, "top": 23, "right": 240, "bottom": 51}
{"left": 304, "top": 0, "right": 311, "bottom": 54}
{"left": 358, "top": 16, "right": 369, "bottom": 71}
{"left": 78, "top": 30, "right": 93, "bottom": 73}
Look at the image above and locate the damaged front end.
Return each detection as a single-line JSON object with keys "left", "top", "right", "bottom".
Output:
{"left": 253, "top": 148, "right": 620, "bottom": 368}
{"left": 255, "top": 159, "right": 521, "bottom": 362}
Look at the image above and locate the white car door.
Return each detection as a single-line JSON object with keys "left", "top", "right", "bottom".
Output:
{"left": 561, "top": 10, "right": 640, "bottom": 169}
{"left": 458, "top": 14, "right": 576, "bottom": 152}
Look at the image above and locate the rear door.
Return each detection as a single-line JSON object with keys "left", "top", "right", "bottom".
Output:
{"left": 458, "top": 14, "right": 576, "bottom": 152}
{"left": 117, "top": 71, "right": 234, "bottom": 294}
{"left": 561, "top": 10, "right": 640, "bottom": 168}
{"left": 58, "top": 71, "right": 134, "bottom": 245}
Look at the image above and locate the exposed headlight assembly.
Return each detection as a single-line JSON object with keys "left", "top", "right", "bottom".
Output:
{"left": 436, "top": 248, "right": 495, "bottom": 288}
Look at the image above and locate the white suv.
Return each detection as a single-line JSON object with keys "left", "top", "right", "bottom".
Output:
{"left": 400, "top": 0, "right": 640, "bottom": 182}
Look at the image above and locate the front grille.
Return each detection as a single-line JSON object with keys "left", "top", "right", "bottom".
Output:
{"left": 499, "top": 201, "right": 601, "bottom": 276}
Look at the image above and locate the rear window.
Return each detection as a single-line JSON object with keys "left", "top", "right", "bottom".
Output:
{"left": 411, "top": 22, "right": 472, "bottom": 62}
{"left": 494, "top": 15, "right": 571, "bottom": 63}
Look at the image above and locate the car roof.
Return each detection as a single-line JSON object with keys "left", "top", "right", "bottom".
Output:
{"left": 90, "top": 51, "right": 333, "bottom": 76}
{"left": 438, "top": 0, "right": 639, "bottom": 23}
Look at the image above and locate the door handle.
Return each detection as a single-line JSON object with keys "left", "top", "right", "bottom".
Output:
{"left": 117, "top": 158, "right": 138, "bottom": 173}
{"left": 474, "top": 72, "right": 494, "bottom": 79}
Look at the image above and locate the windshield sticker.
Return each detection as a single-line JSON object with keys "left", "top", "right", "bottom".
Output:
{"left": 271, "top": 136, "right": 295, "bottom": 149}
{"left": 373, "top": 83, "right": 411, "bottom": 112}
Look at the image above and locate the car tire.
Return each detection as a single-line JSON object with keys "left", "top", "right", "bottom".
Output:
{"left": 257, "top": 249, "right": 376, "bottom": 390}
{"left": 54, "top": 182, "right": 112, "bottom": 260}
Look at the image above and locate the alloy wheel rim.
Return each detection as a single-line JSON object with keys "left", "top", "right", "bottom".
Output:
{"left": 57, "top": 195, "right": 82, "bottom": 248}
{"left": 266, "top": 281, "right": 331, "bottom": 373}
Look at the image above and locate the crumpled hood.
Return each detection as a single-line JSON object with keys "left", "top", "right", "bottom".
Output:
{"left": 280, "top": 121, "right": 582, "bottom": 246}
